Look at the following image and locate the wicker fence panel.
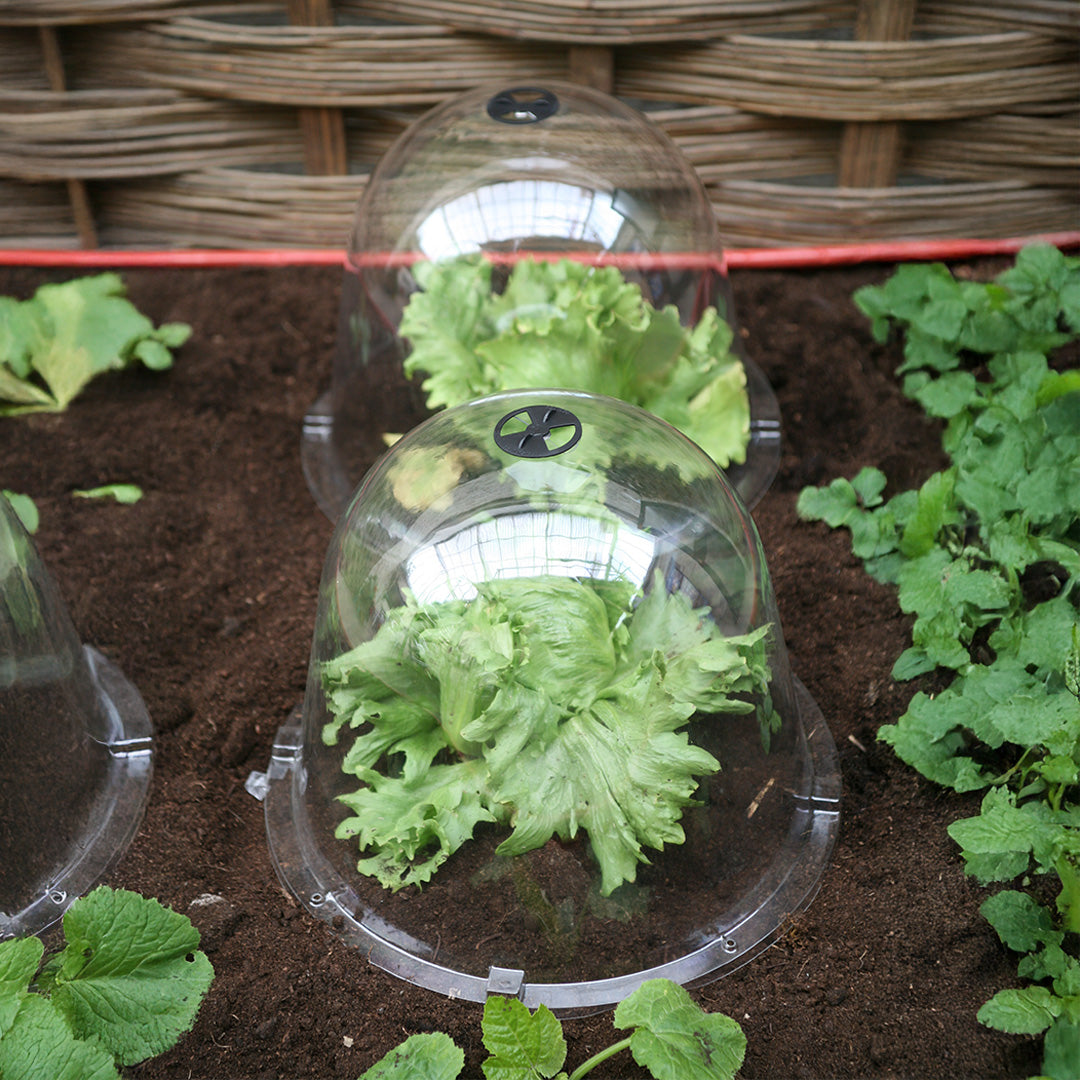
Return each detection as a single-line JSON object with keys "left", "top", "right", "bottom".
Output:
{"left": 66, "top": 20, "right": 571, "bottom": 106}
{"left": 345, "top": 0, "right": 855, "bottom": 45}
{"left": 0, "top": 0, "right": 1076, "bottom": 249}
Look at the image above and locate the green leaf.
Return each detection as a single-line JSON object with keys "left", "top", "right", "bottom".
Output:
{"left": 978, "top": 986, "right": 1062, "bottom": 1035}
{"left": 0, "top": 936, "right": 43, "bottom": 1037}
{"left": 132, "top": 339, "right": 172, "bottom": 371}
{"left": 324, "top": 573, "right": 773, "bottom": 896}
{"left": 796, "top": 469, "right": 900, "bottom": 561}
{"left": 850, "top": 466, "right": 888, "bottom": 507}
{"left": 0, "top": 994, "right": 119, "bottom": 1080}
{"left": 73, "top": 484, "right": 143, "bottom": 505}
{"left": 151, "top": 322, "right": 193, "bottom": 350}
{"left": 613, "top": 979, "right": 746, "bottom": 1080}
{"left": 401, "top": 255, "right": 750, "bottom": 468}
{"left": 914, "top": 297, "right": 966, "bottom": 341}
{"left": 1, "top": 491, "right": 39, "bottom": 534}
{"left": 336, "top": 760, "right": 499, "bottom": 891}
{"left": 359, "top": 1032, "right": 464, "bottom": 1080}
{"left": 0, "top": 295, "right": 46, "bottom": 379}
{"left": 0, "top": 274, "right": 185, "bottom": 414}
{"left": 980, "top": 891, "right": 1062, "bottom": 954}
{"left": 0, "top": 365, "right": 58, "bottom": 411}
{"left": 898, "top": 470, "right": 960, "bottom": 557}
{"left": 947, "top": 788, "right": 1074, "bottom": 882}
{"left": 47, "top": 886, "right": 214, "bottom": 1067}
{"left": 1018, "top": 943, "right": 1076, "bottom": 986}
{"left": 1042, "top": 1016, "right": 1080, "bottom": 1080}
{"left": 910, "top": 369, "right": 980, "bottom": 419}
{"left": 878, "top": 691, "right": 990, "bottom": 792}
{"left": 481, "top": 997, "right": 567, "bottom": 1080}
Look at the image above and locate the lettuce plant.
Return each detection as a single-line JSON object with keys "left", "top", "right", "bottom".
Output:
{"left": 324, "top": 571, "right": 776, "bottom": 895}
{"left": 358, "top": 977, "right": 746, "bottom": 1080}
{"left": 398, "top": 256, "right": 751, "bottom": 469}
{"left": 0, "top": 273, "right": 189, "bottom": 415}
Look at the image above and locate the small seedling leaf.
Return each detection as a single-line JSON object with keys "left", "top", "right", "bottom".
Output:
{"left": 73, "top": 484, "right": 143, "bottom": 505}
{"left": 613, "top": 979, "right": 746, "bottom": 1080}
{"left": 132, "top": 338, "right": 173, "bottom": 370}
{"left": 358, "top": 1032, "right": 464, "bottom": 1080}
{"left": 481, "top": 996, "right": 567, "bottom": 1080}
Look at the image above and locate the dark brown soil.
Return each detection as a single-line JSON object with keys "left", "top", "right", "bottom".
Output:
{"left": 1, "top": 258, "right": 1043, "bottom": 1079}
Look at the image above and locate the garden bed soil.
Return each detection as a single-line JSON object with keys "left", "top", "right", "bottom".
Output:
{"left": 2, "top": 258, "right": 1045, "bottom": 1079}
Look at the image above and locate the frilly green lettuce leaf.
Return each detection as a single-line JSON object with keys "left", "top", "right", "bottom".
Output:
{"left": 0, "top": 273, "right": 189, "bottom": 415}
{"left": 400, "top": 256, "right": 750, "bottom": 467}
{"left": 323, "top": 571, "right": 774, "bottom": 894}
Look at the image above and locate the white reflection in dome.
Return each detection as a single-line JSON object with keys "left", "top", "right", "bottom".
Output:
{"left": 405, "top": 510, "right": 655, "bottom": 604}
{"left": 414, "top": 179, "right": 627, "bottom": 260}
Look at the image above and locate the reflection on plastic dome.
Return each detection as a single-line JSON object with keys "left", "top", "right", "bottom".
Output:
{"left": 404, "top": 509, "right": 657, "bottom": 606}
{"left": 414, "top": 177, "right": 631, "bottom": 260}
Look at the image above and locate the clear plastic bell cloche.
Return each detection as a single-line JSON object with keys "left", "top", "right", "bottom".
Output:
{"left": 263, "top": 389, "right": 836, "bottom": 1011}
{"left": 0, "top": 497, "right": 152, "bottom": 939}
{"left": 302, "top": 81, "right": 781, "bottom": 521}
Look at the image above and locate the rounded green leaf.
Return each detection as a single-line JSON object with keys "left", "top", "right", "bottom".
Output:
{"left": 359, "top": 1032, "right": 464, "bottom": 1080}
{"left": 614, "top": 979, "right": 746, "bottom": 1080}
{"left": 482, "top": 996, "right": 567, "bottom": 1080}
{"left": 49, "top": 886, "right": 214, "bottom": 1067}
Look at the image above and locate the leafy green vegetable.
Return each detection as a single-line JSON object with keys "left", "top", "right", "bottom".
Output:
{"left": 73, "top": 483, "right": 143, "bottom": 505}
{"left": 0, "top": 886, "right": 214, "bottom": 1078}
{"left": 0, "top": 273, "right": 189, "bottom": 415}
{"left": 798, "top": 243, "right": 1080, "bottom": 1080}
{"left": 398, "top": 256, "right": 751, "bottom": 468}
{"left": 324, "top": 571, "right": 775, "bottom": 895}
{"left": 356, "top": 978, "right": 745, "bottom": 1080}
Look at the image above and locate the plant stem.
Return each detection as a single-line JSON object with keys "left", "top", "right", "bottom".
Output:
{"left": 567, "top": 1036, "right": 633, "bottom": 1080}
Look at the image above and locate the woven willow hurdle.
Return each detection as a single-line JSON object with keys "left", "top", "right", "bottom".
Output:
{"left": 1, "top": 0, "right": 1076, "bottom": 248}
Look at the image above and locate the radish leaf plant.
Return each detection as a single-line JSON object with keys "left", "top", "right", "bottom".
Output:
{"left": 798, "top": 244, "right": 1080, "bottom": 1079}
{"left": 357, "top": 977, "right": 746, "bottom": 1080}
{"left": 0, "top": 886, "right": 214, "bottom": 1080}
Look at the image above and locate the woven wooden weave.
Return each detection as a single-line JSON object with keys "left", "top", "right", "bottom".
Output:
{"left": 1, "top": 0, "right": 1076, "bottom": 248}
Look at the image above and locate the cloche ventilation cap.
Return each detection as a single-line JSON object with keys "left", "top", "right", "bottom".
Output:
{"left": 266, "top": 389, "right": 836, "bottom": 1012}
{"left": 302, "top": 81, "right": 780, "bottom": 520}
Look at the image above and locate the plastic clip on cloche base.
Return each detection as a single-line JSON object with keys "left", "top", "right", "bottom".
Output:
{"left": 253, "top": 388, "right": 838, "bottom": 1014}
{"left": 0, "top": 497, "right": 153, "bottom": 940}
{"left": 301, "top": 80, "right": 781, "bottom": 522}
